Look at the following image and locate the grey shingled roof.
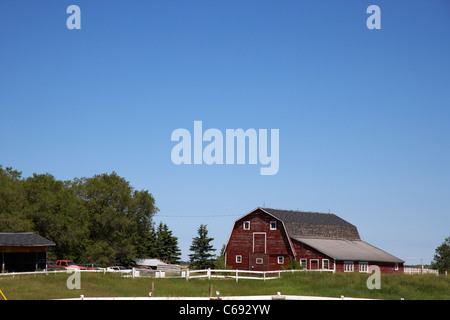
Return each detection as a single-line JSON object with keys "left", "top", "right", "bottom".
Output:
{"left": 292, "top": 237, "right": 404, "bottom": 263}
{"left": 260, "top": 208, "right": 361, "bottom": 240}
{"left": 261, "top": 208, "right": 354, "bottom": 227}
{"left": 0, "top": 232, "right": 55, "bottom": 247}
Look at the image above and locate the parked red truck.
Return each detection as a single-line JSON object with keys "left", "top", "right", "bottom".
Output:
{"left": 55, "top": 260, "right": 86, "bottom": 270}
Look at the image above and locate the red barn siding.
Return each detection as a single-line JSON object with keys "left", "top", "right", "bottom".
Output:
{"left": 225, "top": 209, "right": 294, "bottom": 271}
{"left": 334, "top": 261, "right": 403, "bottom": 273}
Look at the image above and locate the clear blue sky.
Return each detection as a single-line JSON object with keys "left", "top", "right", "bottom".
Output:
{"left": 1, "top": 1, "right": 449, "bottom": 264}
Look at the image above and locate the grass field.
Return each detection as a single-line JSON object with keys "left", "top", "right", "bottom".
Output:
{"left": 0, "top": 271, "right": 449, "bottom": 300}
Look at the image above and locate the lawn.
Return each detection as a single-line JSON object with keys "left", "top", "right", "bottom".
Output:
{"left": 0, "top": 271, "right": 448, "bottom": 300}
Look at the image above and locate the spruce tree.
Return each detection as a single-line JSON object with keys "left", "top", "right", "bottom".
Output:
{"left": 155, "top": 222, "right": 181, "bottom": 264}
{"left": 189, "top": 224, "right": 216, "bottom": 269}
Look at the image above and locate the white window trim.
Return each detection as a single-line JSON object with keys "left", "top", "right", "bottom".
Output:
{"left": 310, "top": 259, "right": 319, "bottom": 270}
{"left": 256, "top": 258, "right": 263, "bottom": 264}
{"left": 252, "top": 232, "right": 267, "bottom": 253}
{"left": 269, "top": 221, "right": 277, "bottom": 230}
{"left": 395, "top": 263, "right": 399, "bottom": 270}
{"left": 344, "top": 261, "right": 354, "bottom": 272}
{"left": 322, "top": 259, "right": 330, "bottom": 270}
{"left": 359, "top": 262, "right": 369, "bottom": 273}
{"left": 243, "top": 221, "right": 250, "bottom": 230}
{"left": 277, "top": 256, "right": 284, "bottom": 264}
{"left": 236, "top": 255, "right": 242, "bottom": 263}
{"left": 299, "top": 258, "right": 307, "bottom": 268}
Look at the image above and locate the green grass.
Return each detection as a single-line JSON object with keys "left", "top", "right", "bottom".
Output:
{"left": 0, "top": 271, "right": 449, "bottom": 300}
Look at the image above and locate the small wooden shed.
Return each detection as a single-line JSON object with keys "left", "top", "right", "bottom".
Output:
{"left": 0, "top": 232, "right": 55, "bottom": 273}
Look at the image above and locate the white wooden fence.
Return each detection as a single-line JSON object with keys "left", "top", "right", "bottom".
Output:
{"left": 0, "top": 268, "right": 283, "bottom": 281}
{"left": 403, "top": 267, "right": 439, "bottom": 275}
{"left": 180, "top": 268, "right": 335, "bottom": 281}
{"left": 183, "top": 268, "right": 281, "bottom": 281}
{"left": 1, "top": 267, "right": 444, "bottom": 279}
{"left": 0, "top": 268, "right": 111, "bottom": 277}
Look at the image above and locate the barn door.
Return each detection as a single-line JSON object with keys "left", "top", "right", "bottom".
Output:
{"left": 310, "top": 259, "right": 319, "bottom": 270}
{"left": 253, "top": 233, "right": 266, "bottom": 253}
{"left": 250, "top": 233, "right": 268, "bottom": 271}
{"left": 249, "top": 253, "right": 269, "bottom": 271}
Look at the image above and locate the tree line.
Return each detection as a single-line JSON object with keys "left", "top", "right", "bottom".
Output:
{"left": 0, "top": 165, "right": 218, "bottom": 268}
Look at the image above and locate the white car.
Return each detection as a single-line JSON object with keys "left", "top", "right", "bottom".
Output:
{"left": 106, "top": 266, "right": 132, "bottom": 273}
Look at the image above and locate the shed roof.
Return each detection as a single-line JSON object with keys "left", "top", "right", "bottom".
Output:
{"left": 135, "top": 258, "right": 167, "bottom": 267}
{"left": 292, "top": 237, "right": 404, "bottom": 263}
{"left": 0, "top": 232, "right": 55, "bottom": 247}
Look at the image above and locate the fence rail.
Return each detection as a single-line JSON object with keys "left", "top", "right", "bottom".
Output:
{"left": 403, "top": 267, "right": 439, "bottom": 275}
{"left": 0, "top": 268, "right": 303, "bottom": 281}
{"left": 0, "top": 269, "right": 111, "bottom": 277}
{"left": 184, "top": 268, "right": 281, "bottom": 281}
{"left": 1, "top": 267, "right": 445, "bottom": 279}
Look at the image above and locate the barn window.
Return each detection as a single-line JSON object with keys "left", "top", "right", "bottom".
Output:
{"left": 359, "top": 262, "right": 369, "bottom": 273}
{"left": 270, "top": 221, "right": 277, "bottom": 230}
{"left": 256, "top": 258, "right": 263, "bottom": 264}
{"left": 322, "top": 259, "right": 330, "bottom": 269}
{"left": 299, "top": 259, "right": 307, "bottom": 268}
{"left": 344, "top": 261, "right": 354, "bottom": 272}
{"left": 243, "top": 221, "right": 250, "bottom": 230}
{"left": 395, "top": 263, "right": 399, "bottom": 271}
{"left": 277, "top": 256, "right": 284, "bottom": 264}
{"left": 236, "top": 255, "right": 242, "bottom": 263}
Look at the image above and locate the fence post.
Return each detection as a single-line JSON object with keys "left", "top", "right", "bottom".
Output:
{"left": 236, "top": 269, "right": 239, "bottom": 282}
{"left": 207, "top": 268, "right": 211, "bottom": 279}
{"left": 185, "top": 268, "right": 189, "bottom": 281}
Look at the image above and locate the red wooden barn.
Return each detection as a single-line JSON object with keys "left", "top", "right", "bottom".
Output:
{"left": 224, "top": 208, "right": 404, "bottom": 273}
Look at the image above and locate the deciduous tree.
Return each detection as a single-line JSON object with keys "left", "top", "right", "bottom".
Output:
{"left": 431, "top": 236, "right": 450, "bottom": 272}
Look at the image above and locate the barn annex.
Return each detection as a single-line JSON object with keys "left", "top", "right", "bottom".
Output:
{"left": 224, "top": 208, "right": 404, "bottom": 273}
{"left": 0, "top": 232, "right": 55, "bottom": 273}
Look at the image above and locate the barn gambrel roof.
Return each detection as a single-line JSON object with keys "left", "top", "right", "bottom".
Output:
{"left": 261, "top": 208, "right": 361, "bottom": 240}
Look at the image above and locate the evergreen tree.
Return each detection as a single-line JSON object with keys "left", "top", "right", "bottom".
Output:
{"left": 189, "top": 224, "right": 216, "bottom": 269}
{"left": 155, "top": 222, "right": 181, "bottom": 264}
